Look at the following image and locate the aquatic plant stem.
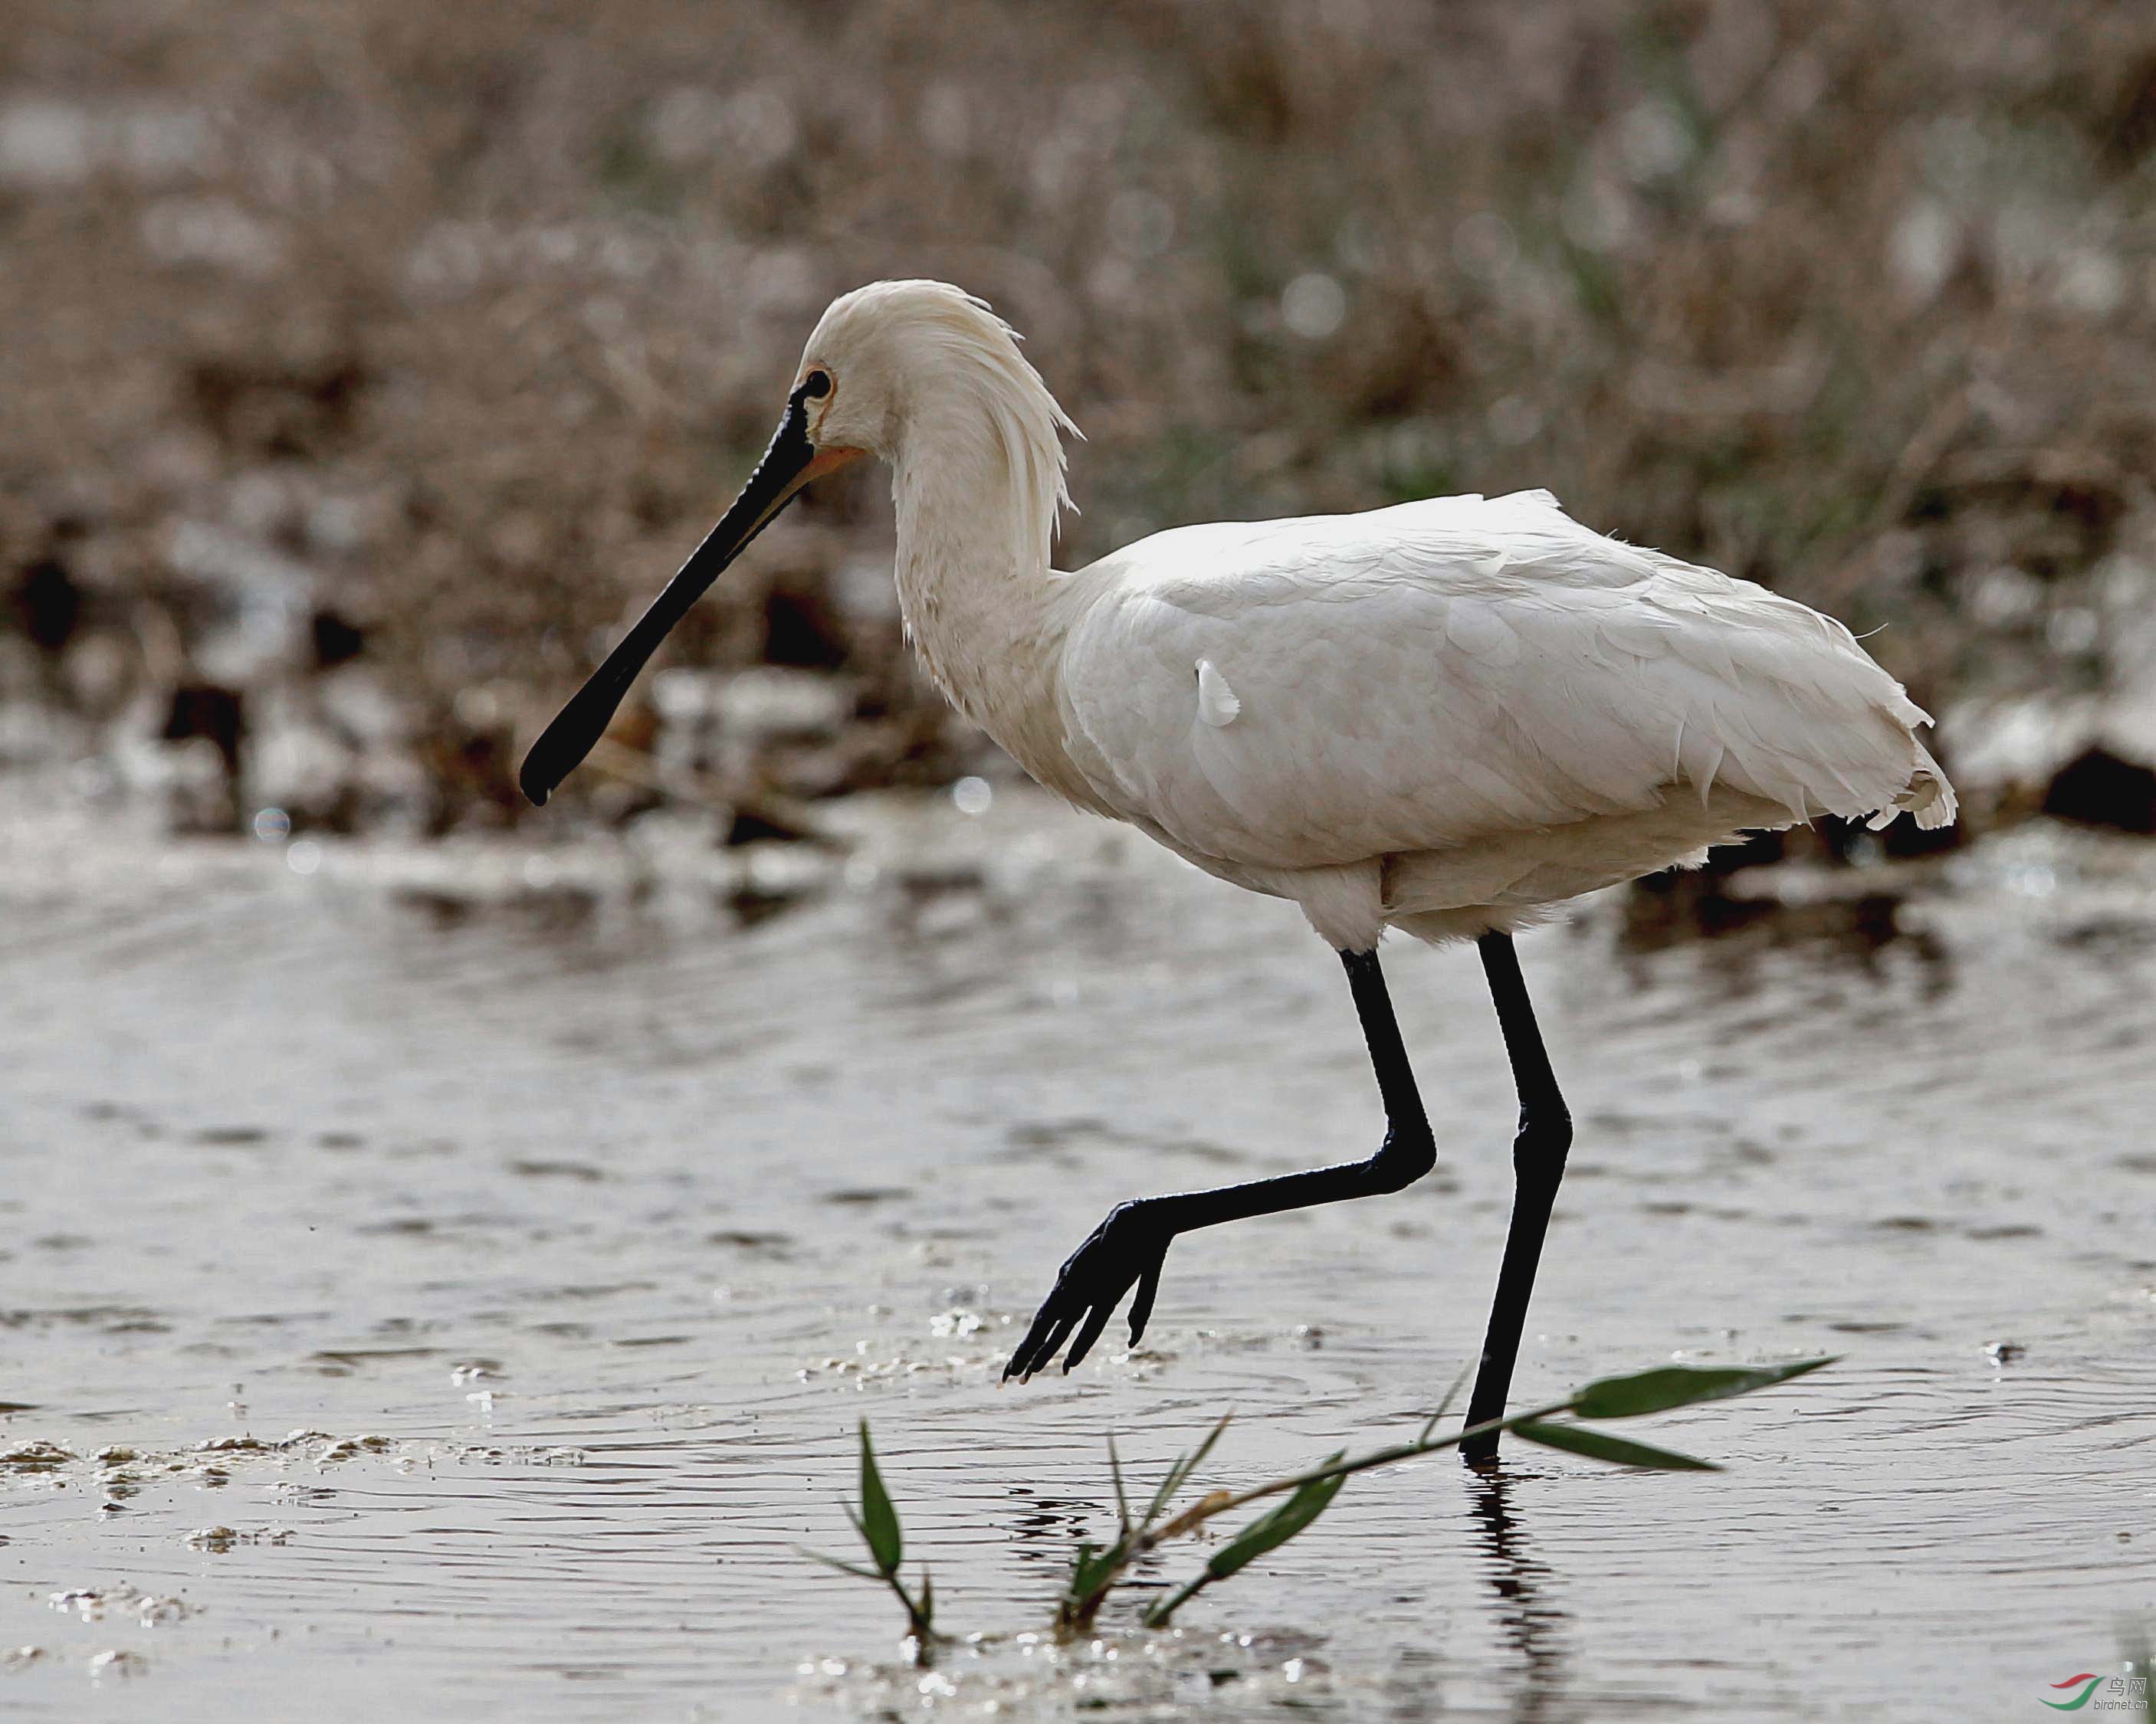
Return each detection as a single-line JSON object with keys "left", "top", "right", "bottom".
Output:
{"left": 1133, "top": 1397, "right": 1579, "bottom": 1627}
{"left": 1147, "top": 1397, "right": 1574, "bottom": 1555}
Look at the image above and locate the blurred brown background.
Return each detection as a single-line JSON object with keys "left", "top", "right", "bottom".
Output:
{"left": 5, "top": 0, "right": 2154, "bottom": 844}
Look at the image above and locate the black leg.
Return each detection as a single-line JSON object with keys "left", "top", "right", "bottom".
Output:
{"left": 1460, "top": 931, "right": 1571, "bottom": 1462}
{"left": 1004, "top": 946, "right": 1436, "bottom": 1379}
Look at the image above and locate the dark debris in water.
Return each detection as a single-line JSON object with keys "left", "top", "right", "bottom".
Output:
{"left": 0, "top": 1306, "right": 166, "bottom": 1334}
{"left": 192, "top": 1125, "right": 270, "bottom": 1147}
{"left": 507, "top": 1158, "right": 606, "bottom": 1182}
{"left": 1621, "top": 870, "right": 1915, "bottom": 957}
{"left": 2054, "top": 915, "right": 2156, "bottom": 953}
{"left": 1616, "top": 814, "right": 1959, "bottom": 955}
{"left": 2043, "top": 746, "right": 2156, "bottom": 835}
{"left": 725, "top": 880, "right": 819, "bottom": 927}
{"left": 9, "top": 556, "right": 84, "bottom": 654}
{"left": 707, "top": 1230, "right": 794, "bottom": 1256}
{"left": 1, "top": 1440, "right": 76, "bottom": 1473}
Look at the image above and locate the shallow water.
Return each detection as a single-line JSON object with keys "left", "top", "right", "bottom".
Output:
{"left": 1, "top": 778, "right": 2151, "bottom": 1721}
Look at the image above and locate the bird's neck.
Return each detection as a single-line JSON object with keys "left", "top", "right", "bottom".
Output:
{"left": 888, "top": 400, "right": 1071, "bottom": 773}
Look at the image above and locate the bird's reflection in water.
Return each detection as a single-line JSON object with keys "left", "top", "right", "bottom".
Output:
{"left": 1003, "top": 1487, "right": 1132, "bottom": 1577}
{"left": 1466, "top": 1461, "right": 1570, "bottom": 1721}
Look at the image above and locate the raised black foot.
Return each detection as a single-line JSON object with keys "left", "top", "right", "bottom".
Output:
{"left": 1004, "top": 1201, "right": 1170, "bottom": 1381}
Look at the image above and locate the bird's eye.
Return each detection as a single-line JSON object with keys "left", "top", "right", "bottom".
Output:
{"left": 800, "top": 369, "right": 832, "bottom": 399}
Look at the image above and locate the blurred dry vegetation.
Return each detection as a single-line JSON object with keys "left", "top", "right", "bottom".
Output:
{"left": 4, "top": 0, "right": 2156, "bottom": 847}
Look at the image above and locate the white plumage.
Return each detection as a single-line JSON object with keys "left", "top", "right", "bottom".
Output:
{"left": 789, "top": 280, "right": 1954, "bottom": 953}
{"left": 521, "top": 278, "right": 1964, "bottom": 1401}
{"left": 1053, "top": 490, "right": 1953, "bottom": 945}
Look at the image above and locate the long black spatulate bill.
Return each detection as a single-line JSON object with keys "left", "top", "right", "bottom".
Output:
{"left": 518, "top": 392, "right": 820, "bottom": 806}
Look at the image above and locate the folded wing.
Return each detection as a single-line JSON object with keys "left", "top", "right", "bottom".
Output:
{"left": 1056, "top": 490, "right": 1954, "bottom": 874}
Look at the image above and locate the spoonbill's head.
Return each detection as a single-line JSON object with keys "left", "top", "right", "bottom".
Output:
{"left": 792, "top": 279, "right": 1072, "bottom": 465}
{"left": 518, "top": 278, "right": 1073, "bottom": 807}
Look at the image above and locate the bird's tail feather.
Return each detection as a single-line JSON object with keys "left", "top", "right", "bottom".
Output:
{"left": 1875, "top": 741, "right": 1957, "bottom": 831}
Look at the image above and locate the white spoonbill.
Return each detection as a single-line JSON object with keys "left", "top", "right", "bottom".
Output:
{"left": 520, "top": 280, "right": 1955, "bottom": 1457}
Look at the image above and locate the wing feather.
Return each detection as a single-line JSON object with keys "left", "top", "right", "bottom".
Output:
{"left": 1057, "top": 492, "right": 1955, "bottom": 872}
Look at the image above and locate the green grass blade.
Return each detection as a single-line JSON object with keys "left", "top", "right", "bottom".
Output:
{"left": 1143, "top": 1572, "right": 1208, "bottom": 1629}
{"left": 1175, "top": 1413, "right": 1231, "bottom": 1493}
{"left": 858, "top": 1420, "right": 903, "bottom": 1575}
{"left": 1065, "top": 1540, "right": 1116, "bottom": 1602}
{"left": 1419, "top": 1360, "right": 1476, "bottom": 1444}
{"left": 799, "top": 1546, "right": 887, "bottom": 1582}
{"left": 1060, "top": 1536, "right": 1138, "bottom": 1634}
{"left": 1203, "top": 1451, "right": 1347, "bottom": 1581}
{"left": 1140, "top": 1470, "right": 1177, "bottom": 1529}
{"left": 1571, "top": 1356, "right": 1837, "bottom": 1420}
{"left": 1513, "top": 1418, "right": 1719, "bottom": 1470}
{"left": 1108, "top": 1434, "right": 1131, "bottom": 1534}
{"left": 1141, "top": 1413, "right": 1232, "bottom": 1528}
